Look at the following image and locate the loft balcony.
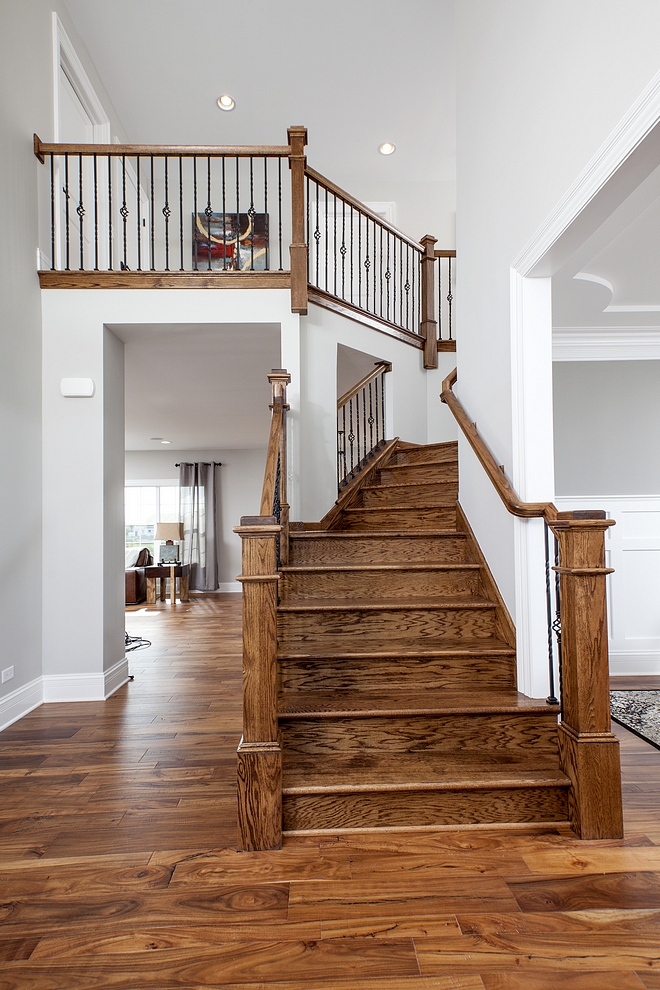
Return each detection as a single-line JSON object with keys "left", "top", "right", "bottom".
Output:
{"left": 34, "top": 127, "right": 456, "bottom": 359}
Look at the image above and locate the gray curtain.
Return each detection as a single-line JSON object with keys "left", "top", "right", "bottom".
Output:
{"left": 178, "top": 462, "right": 220, "bottom": 591}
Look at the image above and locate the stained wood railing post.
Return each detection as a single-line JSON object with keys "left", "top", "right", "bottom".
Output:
{"left": 551, "top": 514, "right": 623, "bottom": 840}
{"left": 420, "top": 234, "right": 438, "bottom": 369}
{"left": 267, "top": 369, "right": 291, "bottom": 567}
{"left": 288, "top": 126, "right": 308, "bottom": 315}
{"left": 235, "top": 516, "right": 282, "bottom": 850}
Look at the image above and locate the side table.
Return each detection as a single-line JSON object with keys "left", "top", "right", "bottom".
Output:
{"left": 145, "top": 564, "right": 190, "bottom": 605}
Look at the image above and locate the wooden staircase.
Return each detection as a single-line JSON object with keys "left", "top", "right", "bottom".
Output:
{"left": 276, "top": 440, "right": 570, "bottom": 834}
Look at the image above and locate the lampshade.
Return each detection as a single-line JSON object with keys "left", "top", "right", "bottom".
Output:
{"left": 155, "top": 522, "right": 184, "bottom": 541}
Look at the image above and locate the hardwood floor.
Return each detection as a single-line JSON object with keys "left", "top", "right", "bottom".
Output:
{"left": 1, "top": 594, "right": 659, "bottom": 988}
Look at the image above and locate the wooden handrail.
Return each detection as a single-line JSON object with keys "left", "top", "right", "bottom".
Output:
{"left": 33, "top": 134, "right": 291, "bottom": 162}
{"left": 304, "top": 164, "right": 424, "bottom": 252}
{"left": 337, "top": 362, "right": 391, "bottom": 409}
{"left": 435, "top": 249, "right": 456, "bottom": 258}
{"left": 440, "top": 366, "right": 622, "bottom": 840}
{"left": 440, "top": 368, "right": 559, "bottom": 522}
{"left": 260, "top": 400, "right": 284, "bottom": 515}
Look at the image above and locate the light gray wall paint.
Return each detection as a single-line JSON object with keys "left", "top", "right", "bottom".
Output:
{"left": 103, "top": 329, "right": 125, "bottom": 672}
{"left": 125, "top": 448, "right": 266, "bottom": 586}
{"left": 554, "top": 360, "right": 660, "bottom": 496}
{"left": 456, "top": 0, "right": 660, "bottom": 615}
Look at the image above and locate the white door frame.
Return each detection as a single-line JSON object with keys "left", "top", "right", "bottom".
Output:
{"left": 509, "top": 69, "right": 660, "bottom": 697}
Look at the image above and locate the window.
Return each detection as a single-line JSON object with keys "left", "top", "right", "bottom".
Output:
{"left": 125, "top": 485, "right": 178, "bottom": 554}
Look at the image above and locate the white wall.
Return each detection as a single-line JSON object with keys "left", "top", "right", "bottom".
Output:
{"left": 0, "top": 0, "right": 127, "bottom": 729}
{"left": 125, "top": 447, "right": 266, "bottom": 589}
{"left": 456, "top": 1, "right": 660, "bottom": 692}
{"left": 554, "top": 360, "right": 660, "bottom": 496}
{"left": 300, "top": 303, "right": 457, "bottom": 520}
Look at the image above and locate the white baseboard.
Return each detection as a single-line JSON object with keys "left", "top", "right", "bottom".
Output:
{"left": 0, "top": 677, "right": 44, "bottom": 732}
{"left": 42, "top": 672, "right": 106, "bottom": 702}
{"left": 610, "top": 652, "right": 660, "bottom": 676}
{"left": 104, "top": 657, "right": 129, "bottom": 698}
{"left": 217, "top": 582, "right": 241, "bottom": 593}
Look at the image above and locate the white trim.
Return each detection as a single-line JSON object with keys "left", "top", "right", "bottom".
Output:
{"left": 610, "top": 651, "right": 660, "bottom": 675}
{"left": 52, "top": 13, "right": 110, "bottom": 143}
{"left": 552, "top": 326, "right": 660, "bottom": 361}
{"left": 43, "top": 672, "right": 105, "bottom": 703}
{"left": 606, "top": 304, "right": 660, "bottom": 313}
{"left": 0, "top": 678, "right": 43, "bottom": 732}
{"left": 513, "top": 68, "right": 660, "bottom": 277}
{"left": 217, "top": 581, "right": 241, "bottom": 593}
{"left": 104, "top": 657, "right": 130, "bottom": 698}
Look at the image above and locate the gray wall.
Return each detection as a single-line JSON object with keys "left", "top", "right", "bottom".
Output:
{"left": 125, "top": 448, "right": 266, "bottom": 587}
{"left": 554, "top": 360, "right": 660, "bottom": 496}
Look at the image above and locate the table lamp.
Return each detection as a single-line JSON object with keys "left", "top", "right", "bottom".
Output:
{"left": 155, "top": 522, "right": 184, "bottom": 563}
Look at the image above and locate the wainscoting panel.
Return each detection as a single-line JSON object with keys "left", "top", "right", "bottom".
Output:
{"left": 556, "top": 495, "right": 660, "bottom": 675}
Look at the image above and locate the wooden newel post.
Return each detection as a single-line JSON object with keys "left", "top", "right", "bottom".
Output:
{"left": 288, "top": 126, "right": 308, "bottom": 316}
{"left": 420, "top": 234, "right": 438, "bottom": 370}
{"left": 234, "top": 516, "right": 282, "bottom": 851}
{"left": 552, "top": 513, "right": 623, "bottom": 839}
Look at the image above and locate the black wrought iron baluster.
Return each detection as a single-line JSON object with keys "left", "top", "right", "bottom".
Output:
{"left": 368, "top": 382, "right": 374, "bottom": 454}
{"left": 50, "top": 155, "right": 55, "bottom": 270}
{"left": 341, "top": 199, "right": 346, "bottom": 299}
{"left": 554, "top": 535, "right": 564, "bottom": 719}
{"left": 278, "top": 156, "right": 282, "bottom": 271}
{"left": 333, "top": 192, "right": 337, "bottom": 297}
{"left": 381, "top": 370, "right": 386, "bottom": 438}
{"left": 379, "top": 223, "right": 383, "bottom": 318}
{"left": 149, "top": 157, "right": 154, "bottom": 270}
{"left": 192, "top": 157, "right": 198, "bottom": 269}
{"left": 77, "top": 153, "right": 84, "bottom": 270}
{"left": 438, "top": 256, "right": 443, "bottom": 340}
{"left": 273, "top": 453, "right": 281, "bottom": 569}
{"left": 375, "top": 375, "right": 380, "bottom": 447}
{"left": 358, "top": 208, "right": 362, "bottom": 306}
{"left": 448, "top": 256, "right": 453, "bottom": 339}
{"left": 350, "top": 204, "right": 354, "bottom": 304}
{"left": 205, "top": 156, "right": 212, "bottom": 271}
{"left": 399, "top": 236, "right": 404, "bottom": 328}
{"left": 385, "top": 231, "right": 391, "bottom": 321}
{"left": 162, "top": 157, "right": 170, "bottom": 271}
{"left": 222, "top": 156, "right": 227, "bottom": 269}
{"left": 136, "top": 155, "right": 141, "bottom": 271}
{"left": 178, "top": 155, "right": 184, "bottom": 271}
{"left": 235, "top": 156, "right": 240, "bottom": 272}
{"left": 249, "top": 155, "right": 255, "bottom": 270}
{"left": 121, "top": 155, "right": 128, "bottom": 269}
{"left": 108, "top": 154, "right": 113, "bottom": 270}
{"left": 64, "top": 154, "right": 70, "bottom": 271}
{"left": 264, "top": 156, "right": 268, "bottom": 270}
{"left": 544, "top": 522, "right": 559, "bottom": 706}
{"left": 405, "top": 245, "right": 410, "bottom": 330}
{"left": 348, "top": 399, "right": 355, "bottom": 479}
{"left": 337, "top": 409, "right": 343, "bottom": 491}
{"left": 314, "top": 181, "right": 320, "bottom": 286}
{"left": 342, "top": 405, "right": 347, "bottom": 486}
{"left": 392, "top": 235, "right": 397, "bottom": 327}
{"left": 362, "top": 386, "right": 367, "bottom": 463}
{"left": 305, "top": 174, "right": 310, "bottom": 281}
{"left": 365, "top": 216, "right": 370, "bottom": 311}
{"left": 355, "top": 392, "right": 361, "bottom": 471}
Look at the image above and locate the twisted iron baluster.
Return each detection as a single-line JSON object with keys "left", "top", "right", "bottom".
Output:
{"left": 553, "top": 534, "right": 564, "bottom": 719}
{"left": 544, "top": 522, "right": 559, "bottom": 705}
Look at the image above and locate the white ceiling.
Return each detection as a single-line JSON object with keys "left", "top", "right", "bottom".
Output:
{"left": 64, "top": 0, "right": 455, "bottom": 187}
{"left": 110, "top": 323, "right": 281, "bottom": 450}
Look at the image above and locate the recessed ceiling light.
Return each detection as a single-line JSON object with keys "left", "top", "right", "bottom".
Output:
{"left": 217, "top": 95, "right": 235, "bottom": 111}
{"left": 379, "top": 142, "right": 396, "bottom": 156}
{"left": 149, "top": 437, "right": 163, "bottom": 441}
{"left": 160, "top": 440, "right": 172, "bottom": 444}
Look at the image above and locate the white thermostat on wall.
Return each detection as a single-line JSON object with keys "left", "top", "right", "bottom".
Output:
{"left": 60, "top": 378, "right": 95, "bottom": 397}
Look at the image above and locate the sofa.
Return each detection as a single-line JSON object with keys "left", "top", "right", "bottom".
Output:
{"left": 125, "top": 547, "right": 153, "bottom": 604}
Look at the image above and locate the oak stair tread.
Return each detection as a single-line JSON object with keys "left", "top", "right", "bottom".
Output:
{"left": 280, "top": 563, "right": 481, "bottom": 572}
{"left": 278, "top": 689, "right": 559, "bottom": 718}
{"left": 282, "top": 761, "right": 571, "bottom": 794}
{"left": 277, "top": 636, "right": 515, "bottom": 659}
{"left": 278, "top": 596, "right": 497, "bottom": 613}
{"left": 342, "top": 504, "right": 457, "bottom": 513}
{"left": 291, "top": 529, "right": 467, "bottom": 539}
{"left": 362, "top": 479, "right": 457, "bottom": 492}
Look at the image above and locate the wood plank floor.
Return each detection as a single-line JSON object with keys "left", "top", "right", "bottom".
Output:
{"left": 1, "top": 593, "right": 659, "bottom": 988}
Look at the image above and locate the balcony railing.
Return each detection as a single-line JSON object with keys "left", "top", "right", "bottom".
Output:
{"left": 34, "top": 128, "right": 455, "bottom": 362}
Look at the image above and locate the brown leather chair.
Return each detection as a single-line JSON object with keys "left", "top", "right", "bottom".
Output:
{"left": 125, "top": 548, "right": 153, "bottom": 604}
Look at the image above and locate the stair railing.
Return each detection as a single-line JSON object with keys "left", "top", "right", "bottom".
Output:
{"left": 337, "top": 362, "right": 391, "bottom": 491}
{"left": 441, "top": 368, "right": 623, "bottom": 840}
{"left": 234, "top": 368, "right": 290, "bottom": 851}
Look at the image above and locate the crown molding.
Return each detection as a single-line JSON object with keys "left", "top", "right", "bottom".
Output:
{"left": 552, "top": 325, "right": 660, "bottom": 361}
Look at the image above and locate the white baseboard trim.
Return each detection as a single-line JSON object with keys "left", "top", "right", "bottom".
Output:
{"left": 104, "top": 657, "right": 130, "bottom": 698}
{"left": 43, "top": 672, "right": 106, "bottom": 703}
{"left": 0, "top": 677, "right": 43, "bottom": 732}
{"left": 610, "top": 652, "right": 660, "bottom": 676}
{"left": 217, "top": 581, "right": 241, "bottom": 593}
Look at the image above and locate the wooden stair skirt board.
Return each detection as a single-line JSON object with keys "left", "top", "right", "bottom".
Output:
{"left": 264, "top": 438, "right": 579, "bottom": 837}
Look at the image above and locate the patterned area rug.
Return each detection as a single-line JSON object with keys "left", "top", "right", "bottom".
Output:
{"left": 611, "top": 690, "right": 660, "bottom": 750}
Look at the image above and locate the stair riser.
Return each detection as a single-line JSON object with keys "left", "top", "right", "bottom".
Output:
{"left": 378, "top": 463, "right": 457, "bottom": 484}
{"left": 341, "top": 506, "right": 457, "bottom": 530}
{"left": 279, "top": 653, "right": 517, "bottom": 692}
{"left": 283, "top": 785, "right": 569, "bottom": 831}
{"left": 280, "top": 714, "right": 560, "bottom": 761}
{"left": 280, "top": 568, "right": 482, "bottom": 602}
{"left": 289, "top": 536, "right": 469, "bottom": 565}
{"left": 279, "top": 606, "right": 497, "bottom": 645}
{"left": 359, "top": 482, "right": 458, "bottom": 507}
{"left": 393, "top": 444, "right": 458, "bottom": 466}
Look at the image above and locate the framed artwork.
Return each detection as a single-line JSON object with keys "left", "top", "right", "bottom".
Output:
{"left": 159, "top": 543, "right": 179, "bottom": 564}
{"left": 192, "top": 212, "right": 269, "bottom": 270}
